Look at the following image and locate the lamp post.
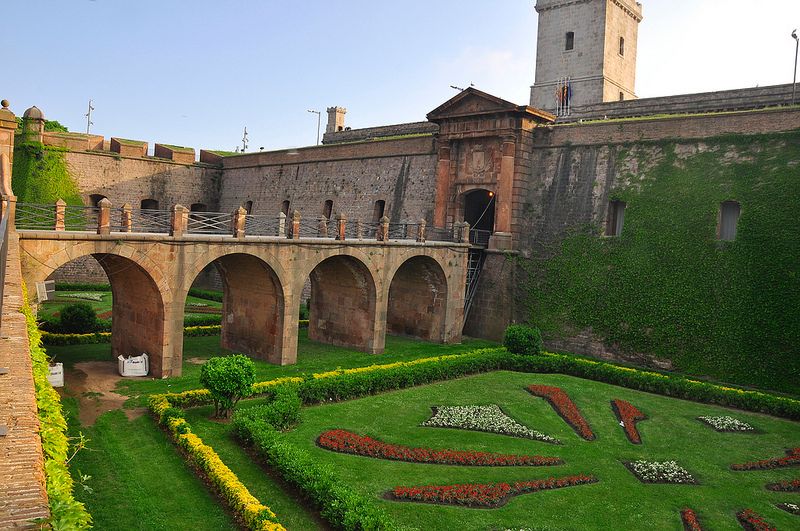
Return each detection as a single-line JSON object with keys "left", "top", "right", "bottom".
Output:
{"left": 307, "top": 109, "right": 321, "bottom": 145}
{"left": 792, "top": 29, "right": 799, "bottom": 105}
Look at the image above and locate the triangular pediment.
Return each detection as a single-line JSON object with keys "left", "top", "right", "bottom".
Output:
{"left": 427, "top": 87, "right": 555, "bottom": 123}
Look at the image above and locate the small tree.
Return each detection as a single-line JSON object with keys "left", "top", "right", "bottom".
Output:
{"left": 200, "top": 355, "right": 256, "bottom": 418}
{"left": 503, "top": 324, "right": 544, "bottom": 356}
{"left": 59, "top": 303, "right": 98, "bottom": 333}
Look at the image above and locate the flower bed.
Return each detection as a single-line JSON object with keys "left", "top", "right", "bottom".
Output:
{"left": 681, "top": 509, "right": 703, "bottom": 531}
{"left": 698, "top": 416, "right": 755, "bottom": 432}
{"left": 388, "top": 474, "right": 597, "bottom": 508}
{"left": 420, "top": 404, "right": 560, "bottom": 444}
{"left": 736, "top": 509, "right": 777, "bottom": 531}
{"left": 776, "top": 502, "right": 800, "bottom": 516}
{"left": 624, "top": 460, "right": 697, "bottom": 484}
{"left": 731, "top": 448, "right": 800, "bottom": 471}
{"left": 611, "top": 399, "right": 646, "bottom": 444}
{"left": 59, "top": 292, "right": 104, "bottom": 302}
{"left": 765, "top": 478, "right": 800, "bottom": 492}
{"left": 317, "top": 429, "right": 563, "bottom": 467}
{"left": 527, "top": 385, "right": 595, "bottom": 441}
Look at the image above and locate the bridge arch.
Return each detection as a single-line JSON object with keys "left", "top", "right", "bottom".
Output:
{"left": 386, "top": 255, "right": 449, "bottom": 342}
{"left": 22, "top": 244, "right": 170, "bottom": 376}
{"left": 305, "top": 254, "right": 379, "bottom": 353}
{"left": 183, "top": 252, "right": 286, "bottom": 364}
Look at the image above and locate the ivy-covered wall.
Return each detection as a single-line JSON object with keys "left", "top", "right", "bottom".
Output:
{"left": 11, "top": 141, "right": 83, "bottom": 205}
{"left": 520, "top": 131, "right": 800, "bottom": 395}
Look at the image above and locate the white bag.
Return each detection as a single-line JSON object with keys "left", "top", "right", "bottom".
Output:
{"left": 117, "top": 353, "right": 149, "bottom": 377}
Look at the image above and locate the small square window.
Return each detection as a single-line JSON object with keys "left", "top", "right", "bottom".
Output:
{"left": 605, "top": 200, "right": 626, "bottom": 237}
{"left": 565, "top": 32, "right": 575, "bottom": 51}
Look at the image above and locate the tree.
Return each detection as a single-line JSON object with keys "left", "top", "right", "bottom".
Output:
{"left": 199, "top": 355, "right": 256, "bottom": 418}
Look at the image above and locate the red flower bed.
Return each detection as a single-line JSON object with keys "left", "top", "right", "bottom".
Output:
{"left": 527, "top": 385, "right": 595, "bottom": 441}
{"left": 731, "top": 447, "right": 800, "bottom": 471}
{"left": 389, "top": 474, "right": 598, "bottom": 508}
{"left": 611, "top": 399, "right": 647, "bottom": 444}
{"left": 736, "top": 509, "right": 777, "bottom": 531}
{"left": 766, "top": 478, "right": 800, "bottom": 491}
{"left": 680, "top": 509, "right": 703, "bottom": 531}
{"left": 317, "top": 429, "right": 563, "bottom": 467}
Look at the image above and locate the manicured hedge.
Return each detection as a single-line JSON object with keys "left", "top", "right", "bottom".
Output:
{"left": 21, "top": 285, "right": 92, "bottom": 529}
{"left": 188, "top": 288, "right": 223, "bottom": 302}
{"left": 54, "top": 282, "right": 111, "bottom": 292}
{"left": 42, "top": 325, "right": 222, "bottom": 346}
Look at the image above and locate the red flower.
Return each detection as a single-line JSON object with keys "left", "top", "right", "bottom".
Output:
{"left": 527, "top": 385, "right": 595, "bottom": 440}
{"left": 736, "top": 509, "right": 777, "bottom": 531}
{"left": 390, "top": 474, "right": 597, "bottom": 507}
{"left": 765, "top": 478, "right": 800, "bottom": 491}
{"left": 317, "top": 429, "right": 563, "bottom": 467}
{"left": 731, "top": 448, "right": 800, "bottom": 471}
{"left": 611, "top": 399, "right": 646, "bottom": 444}
{"left": 680, "top": 508, "right": 703, "bottom": 531}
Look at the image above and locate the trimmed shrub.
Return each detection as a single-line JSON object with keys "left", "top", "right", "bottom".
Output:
{"left": 59, "top": 303, "right": 98, "bottom": 334}
{"left": 503, "top": 324, "right": 543, "bottom": 355}
{"left": 54, "top": 282, "right": 111, "bottom": 292}
{"left": 188, "top": 288, "right": 223, "bottom": 302}
{"left": 200, "top": 355, "right": 256, "bottom": 418}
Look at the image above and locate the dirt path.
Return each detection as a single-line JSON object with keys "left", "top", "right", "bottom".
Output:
{"left": 63, "top": 361, "right": 147, "bottom": 426}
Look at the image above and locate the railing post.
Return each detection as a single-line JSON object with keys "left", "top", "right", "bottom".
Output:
{"left": 97, "top": 198, "right": 111, "bottom": 235}
{"left": 417, "top": 219, "right": 427, "bottom": 243}
{"left": 356, "top": 219, "right": 363, "bottom": 240}
{"left": 336, "top": 212, "right": 346, "bottom": 241}
{"left": 461, "top": 221, "right": 471, "bottom": 244}
{"left": 171, "top": 204, "right": 188, "bottom": 237}
{"left": 278, "top": 212, "right": 286, "bottom": 237}
{"left": 377, "top": 216, "right": 389, "bottom": 241}
{"left": 3, "top": 195, "right": 16, "bottom": 231}
{"left": 291, "top": 210, "right": 300, "bottom": 240}
{"left": 121, "top": 203, "right": 132, "bottom": 232}
{"left": 318, "top": 217, "right": 328, "bottom": 237}
{"left": 453, "top": 222, "right": 463, "bottom": 243}
{"left": 233, "top": 207, "right": 246, "bottom": 238}
{"left": 54, "top": 199, "right": 66, "bottom": 231}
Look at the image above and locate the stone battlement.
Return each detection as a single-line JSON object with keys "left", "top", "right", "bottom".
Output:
{"left": 322, "top": 121, "right": 438, "bottom": 145}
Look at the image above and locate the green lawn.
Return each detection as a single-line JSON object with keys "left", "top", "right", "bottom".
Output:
{"left": 48, "top": 331, "right": 497, "bottom": 406}
{"left": 269, "top": 371, "right": 799, "bottom": 530}
{"left": 62, "top": 398, "right": 236, "bottom": 530}
{"left": 38, "top": 290, "right": 222, "bottom": 321}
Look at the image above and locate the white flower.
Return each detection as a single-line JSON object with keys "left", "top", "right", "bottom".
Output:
{"left": 628, "top": 460, "right": 695, "bottom": 484}
{"left": 698, "top": 416, "right": 754, "bottom": 432}
{"left": 422, "top": 405, "right": 560, "bottom": 444}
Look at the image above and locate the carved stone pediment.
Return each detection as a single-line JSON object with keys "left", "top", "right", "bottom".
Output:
{"left": 427, "top": 88, "right": 520, "bottom": 121}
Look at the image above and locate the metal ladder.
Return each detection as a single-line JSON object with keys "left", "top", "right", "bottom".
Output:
{"left": 463, "top": 249, "right": 485, "bottom": 325}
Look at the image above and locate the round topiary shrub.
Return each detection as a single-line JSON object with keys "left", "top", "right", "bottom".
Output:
{"left": 503, "top": 324, "right": 543, "bottom": 356}
{"left": 59, "top": 302, "right": 98, "bottom": 334}
{"left": 200, "top": 354, "right": 256, "bottom": 418}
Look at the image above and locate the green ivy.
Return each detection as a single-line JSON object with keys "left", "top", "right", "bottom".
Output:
{"left": 521, "top": 131, "right": 800, "bottom": 395}
{"left": 11, "top": 142, "right": 82, "bottom": 204}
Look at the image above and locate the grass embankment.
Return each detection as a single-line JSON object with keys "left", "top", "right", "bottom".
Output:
{"left": 56, "top": 333, "right": 497, "bottom": 530}
{"left": 38, "top": 291, "right": 222, "bottom": 321}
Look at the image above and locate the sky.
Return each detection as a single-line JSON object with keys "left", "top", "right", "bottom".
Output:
{"left": 2, "top": 0, "right": 799, "bottom": 153}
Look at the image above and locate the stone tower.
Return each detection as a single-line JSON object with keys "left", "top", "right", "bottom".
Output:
{"left": 326, "top": 107, "right": 347, "bottom": 134}
{"left": 530, "top": 0, "right": 643, "bottom": 114}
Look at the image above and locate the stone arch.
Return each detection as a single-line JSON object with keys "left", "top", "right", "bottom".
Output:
{"left": 187, "top": 253, "right": 285, "bottom": 363}
{"left": 386, "top": 255, "right": 448, "bottom": 342}
{"left": 306, "top": 254, "right": 378, "bottom": 352}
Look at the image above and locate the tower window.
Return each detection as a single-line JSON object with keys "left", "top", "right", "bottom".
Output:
{"left": 244, "top": 200, "right": 253, "bottom": 214}
{"left": 565, "top": 32, "right": 575, "bottom": 51}
{"left": 619, "top": 92, "right": 625, "bottom": 101}
{"left": 619, "top": 36, "right": 625, "bottom": 56}
{"left": 718, "top": 201, "right": 740, "bottom": 241}
{"left": 605, "top": 200, "right": 626, "bottom": 237}
{"left": 323, "top": 200, "right": 333, "bottom": 220}
{"left": 281, "top": 200, "right": 290, "bottom": 216}
{"left": 141, "top": 199, "right": 159, "bottom": 210}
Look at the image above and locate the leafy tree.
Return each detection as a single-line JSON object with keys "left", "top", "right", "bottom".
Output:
{"left": 59, "top": 303, "right": 98, "bottom": 334}
{"left": 200, "top": 355, "right": 256, "bottom": 418}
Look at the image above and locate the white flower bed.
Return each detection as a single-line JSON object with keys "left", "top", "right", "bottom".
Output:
{"left": 698, "top": 415, "right": 754, "bottom": 432}
{"left": 60, "top": 292, "right": 104, "bottom": 302}
{"left": 627, "top": 460, "right": 696, "bottom": 484}
{"left": 421, "top": 405, "right": 560, "bottom": 444}
{"left": 187, "top": 302, "right": 209, "bottom": 307}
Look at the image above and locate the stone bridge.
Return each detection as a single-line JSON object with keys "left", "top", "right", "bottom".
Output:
{"left": 14, "top": 203, "right": 469, "bottom": 378}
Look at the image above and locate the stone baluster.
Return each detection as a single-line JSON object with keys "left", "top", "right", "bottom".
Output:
{"left": 233, "top": 206, "right": 246, "bottom": 238}
{"left": 121, "top": 203, "right": 132, "bottom": 232}
{"left": 461, "top": 221, "right": 471, "bottom": 244}
{"left": 336, "top": 212, "right": 347, "bottom": 241}
{"left": 318, "top": 217, "right": 328, "bottom": 237}
{"left": 97, "top": 198, "right": 111, "bottom": 235}
{"left": 356, "top": 219, "right": 363, "bottom": 240}
{"left": 377, "top": 215, "right": 389, "bottom": 241}
{"left": 417, "top": 219, "right": 427, "bottom": 243}
{"left": 54, "top": 199, "right": 66, "bottom": 231}
{"left": 453, "top": 221, "right": 463, "bottom": 243}
{"left": 171, "top": 204, "right": 188, "bottom": 237}
{"left": 291, "top": 210, "right": 300, "bottom": 239}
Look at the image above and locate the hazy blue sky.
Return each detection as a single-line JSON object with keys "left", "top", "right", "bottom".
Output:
{"left": 2, "top": 0, "right": 799, "bottom": 152}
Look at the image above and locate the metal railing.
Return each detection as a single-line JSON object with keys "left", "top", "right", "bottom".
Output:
{"left": 469, "top": 229, "right": 492, "bottom": 247}
{"left": 129, "top": 209, "right": 172, "bottom": 233}
{"left": 245, "top": 214, "right": 284, "bottom": 237}
{"left": 187, "top": 212, "right": 233, "bottom": 235}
